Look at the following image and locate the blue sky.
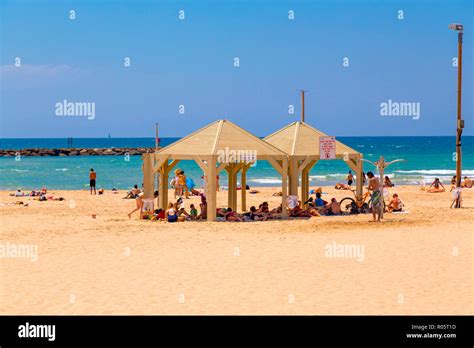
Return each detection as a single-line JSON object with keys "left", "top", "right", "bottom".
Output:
{"left": 0, "top": 0, "right": 472, "bottom": 137}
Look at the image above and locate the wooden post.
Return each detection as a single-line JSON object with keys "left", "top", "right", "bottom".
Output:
{"left": 158, "top": 161, "right": 169, "bottom": 210}
{"left": 356, "top": 156, "right": 364, "bottom": 202}
{"left": 289, "top": 158, "right": 299, "bottom": 196}
{"left": 143, "top": 153, "right": 154, "bottom": 199}
{"left": 207, "top": 156, "right": 217, "bottom": 221}
{"left": 301, "top": 166, "right": 308, "bottom": 209}
{"left": 241, "top": 164, "right": 249, "bottom": 211}
{"left": 281, "top": 157, "right": 288, "bottom": 219}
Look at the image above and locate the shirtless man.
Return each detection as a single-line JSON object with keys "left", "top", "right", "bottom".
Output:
{"left": 346, "top": 171, "right": 354, "bottom": 187}
{"left": 367, "top": 171, "right": 382, "bottom": 222}
{"left": 387, "top": 193, "right": 403, "bottom": 212}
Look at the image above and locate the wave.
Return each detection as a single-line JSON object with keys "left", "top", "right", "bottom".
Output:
{"left": 396, "top": 169, "right": 474, "bottom": 175}
{"left": 11, "top": 169, "right": 29, "bottom": 173}
{"left": 55, "top": 168, "right": 68, "bottom": 171}
{"left": 248, "top": 178, "right": 282, "bottom": 184}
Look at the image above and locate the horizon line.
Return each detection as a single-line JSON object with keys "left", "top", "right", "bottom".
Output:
{"left": 1, "top": 135, "right": 473, "bottom": 140}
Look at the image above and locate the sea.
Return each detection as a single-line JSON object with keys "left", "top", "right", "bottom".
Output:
{"left": 1, "top": 137, "right": 473, "bottom": 190}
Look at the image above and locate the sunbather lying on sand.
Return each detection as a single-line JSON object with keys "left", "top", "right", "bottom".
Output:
{"left": 335, "top": 183, "right": 351, "bottom": 190}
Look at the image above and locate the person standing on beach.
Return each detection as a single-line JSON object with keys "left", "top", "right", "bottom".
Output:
{"left": 367, "top": 171, "right": 382, "bottom": 222}
{"left": 89, "top": 168, "right": 97, "bottom": 195}
{"left": 346, "top": 171, "right": 354, "bottom": 187}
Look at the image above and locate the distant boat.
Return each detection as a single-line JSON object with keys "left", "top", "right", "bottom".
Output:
{"left": 108, "top": 133, "right": 111, "bottom": 139}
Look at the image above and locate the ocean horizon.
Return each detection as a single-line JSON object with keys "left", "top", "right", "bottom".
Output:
{"left": 1, "top": 136, "right": 473, "bottom": 190}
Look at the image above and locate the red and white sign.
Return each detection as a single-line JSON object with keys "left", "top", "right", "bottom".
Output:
{"left": 319, "top": 136, "right": 336, "bottom": 159}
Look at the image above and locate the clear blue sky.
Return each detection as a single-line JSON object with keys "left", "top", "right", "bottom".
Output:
{"left": 0, "top": 0, "right": 472, "bottom": 138}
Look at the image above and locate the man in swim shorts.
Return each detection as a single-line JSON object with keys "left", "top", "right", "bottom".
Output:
{"left": 89, "top": 168, "right": 97, "bottom": 195}
{"left": 346, "top": 171, "right": 354, "bottom": 186}
{"left": 367, "top": 171, "right": 382, "bottom": 222}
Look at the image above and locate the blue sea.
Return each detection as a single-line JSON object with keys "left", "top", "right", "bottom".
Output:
{"left": 1, "top": 137, "right": 473, "bottom": 190}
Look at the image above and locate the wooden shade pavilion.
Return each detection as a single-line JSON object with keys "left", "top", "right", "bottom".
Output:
{"left": 264, "top": 121, "right": 364, "bottom": 207}
{"left": 142, "top": 120, "right": 289, "bottom": 221}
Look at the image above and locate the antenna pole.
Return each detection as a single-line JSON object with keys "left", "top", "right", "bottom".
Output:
{"left": 300, "top": 90, "right": 305, "bottom": 123}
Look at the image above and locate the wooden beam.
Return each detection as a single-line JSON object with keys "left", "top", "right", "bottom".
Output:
{"left": 193, "top": 156, "right": 208, "bottom": 172}
{"left": 267, "top": 157, "right": 284, "bottom": 176}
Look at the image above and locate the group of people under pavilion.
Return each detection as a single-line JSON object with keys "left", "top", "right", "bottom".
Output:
{"left": 142, "top": 119, "right": 364, "bottom": 221}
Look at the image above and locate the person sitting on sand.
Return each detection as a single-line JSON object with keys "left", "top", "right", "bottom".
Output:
{"left": 178, "top": 207, "right": 190, "bottom": 222}
{"left": 124, "top": 185, "right": 141, "bottom": 199}
{"left": 367, "top": 171, "right": 382, "bottom": 222}
{"left": 451, "top": 175, "right": 457, "bottom": 185}
{"left": 384, "top": 176, "right": 394, "bottom": 188}
{"left": 189, "top": 204, "right": 198, "bottom": 219}
{"left": 166, "top": 202, "right": 178, "bottom": 223}
{"left": 151, "top": 208, "right": 166, "bottom": 221}
{"left": 225, "top": 208, "right": 242, "bottom": 222}
{"left": 315, "top": 192, "right": 327, "bottom": 208}
{"left": 326, "top": 198, "right": 341, "bottom": 215}
{"left": 304, "top": 197, "right": 315, "bottom": 208}
{"left": 128, "top": 192, "right": 144, "bottom": 219}
{"left": 428, "top": 178, "right": 445, "bottom": 193}
{"left": 387, "top": 193, "right": 403, "bottom": 212}
{"left": 462, "top": 176, "right": 472, "bottom": 188}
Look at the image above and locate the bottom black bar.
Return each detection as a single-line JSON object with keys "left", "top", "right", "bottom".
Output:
{"left": 0, "top": 316, "right": 472, "bottom": 346}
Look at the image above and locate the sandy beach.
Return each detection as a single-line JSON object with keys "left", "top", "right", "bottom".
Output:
{"left": 0, "top": 186, "right": 472, "bottom": 315}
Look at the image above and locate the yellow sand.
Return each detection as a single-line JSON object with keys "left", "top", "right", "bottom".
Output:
{"left": 0, "top": 186, "right": 472, "bottom": 315}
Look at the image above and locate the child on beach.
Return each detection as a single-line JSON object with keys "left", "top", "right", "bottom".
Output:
{"left": 189, "top": 204, "right": 198, "bottom": 219}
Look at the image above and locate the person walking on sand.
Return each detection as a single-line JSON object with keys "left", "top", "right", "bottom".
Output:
{"left": 89, "top": 168, "right": 97, "bottom": 195}
{"left": 367, "top": 171, "right": 382, "bottom": 222}
{"left": 128, "top": 192, "right": 144, "bottom": 219}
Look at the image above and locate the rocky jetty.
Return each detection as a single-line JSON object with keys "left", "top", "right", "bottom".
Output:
{"left": 0, "top": 147, "right": 158, "bottom": 157}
